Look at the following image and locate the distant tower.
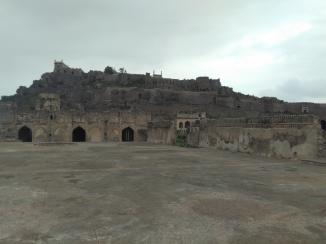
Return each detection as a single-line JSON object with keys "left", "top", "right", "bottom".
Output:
{"left": 153, "top": 70, "right": 163, "bottom": 78}
{"left": 54, "top": 60, "right": 69, "bottom": 73}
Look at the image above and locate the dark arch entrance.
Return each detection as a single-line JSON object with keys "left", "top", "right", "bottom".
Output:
{"left": 18, "top": 126, "right": 32, "bottom": 142}
{"left": 122, "top": 127, "right": 134, "bottom": 142}
{"left": 72, "top": 127, "right": 86, "bottom": 142}
{"left": 321, "top": 120, "right": 326, "bottom": 131}
{"left": 185, "top": 121, "right": 191, "bottom": 129}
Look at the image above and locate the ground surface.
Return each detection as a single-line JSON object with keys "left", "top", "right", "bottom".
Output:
{"left": 0, "top": 142, "right": 325, "bottom": 244}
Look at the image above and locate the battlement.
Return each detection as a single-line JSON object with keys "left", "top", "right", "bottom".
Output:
{"left": 53, "top": 60, "right": 83, "bottom": 75}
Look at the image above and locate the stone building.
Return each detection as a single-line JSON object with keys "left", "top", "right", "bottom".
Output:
{"left": 176, "top": 112, "right": 206, "bottom": 130}
{"left": 0, "top": 61, "right": 325, "bottom": 159}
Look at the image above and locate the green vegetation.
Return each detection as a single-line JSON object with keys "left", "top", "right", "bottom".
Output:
{"left": 176, "top": 134, "right": 187, "bottom": 147}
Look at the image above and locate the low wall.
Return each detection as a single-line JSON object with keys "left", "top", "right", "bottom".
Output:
{"left": 187, "top": 116, "right": 324, "bottom": 159}
{"left": 211, "top": 127, "right": 317, "bottom": 158}
{"left": 147, "top": 121, "right": 175, "bottom": 145}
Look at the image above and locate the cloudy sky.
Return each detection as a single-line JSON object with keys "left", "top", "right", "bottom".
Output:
{"left": 0, "top": 0, "right": 325, "bottom": 102}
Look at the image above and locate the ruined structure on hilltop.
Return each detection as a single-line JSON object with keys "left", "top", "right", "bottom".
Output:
{"left": 0, "top": 61, "right": 325, "bottom": 158}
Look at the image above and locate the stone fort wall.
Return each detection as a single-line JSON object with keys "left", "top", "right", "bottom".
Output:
{"left": 0, "top": 110, "right": 151, "bottom": 143}
{"left": 1, "top": 62, "right": 326, "bottom": 159}
{"left": 1, "top": 102, "right": 325, "bottom": 159}
{"left": 184, "top": 115, "right": 326, "bottom": 159}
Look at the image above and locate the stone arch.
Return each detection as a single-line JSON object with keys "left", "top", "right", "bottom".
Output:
{"left": 122, "top": 127, "right": 134, "bottom": 142}
{"left": 72, "top": 126, "right": 86, "bottom": 142}
{"left": 321, "top": 120, "right": 326, "bottom": 131}
{"left": 185, "top": 121, "right": 191, "bottom": 129}
{"left": 18, "top": 126, "right": 32, "bottom": 142}
{"left": 89, "top": 127, "right": 102, "bottom": 143}
{"left": 179, "top": 122, "right": 184, "bottom": 129}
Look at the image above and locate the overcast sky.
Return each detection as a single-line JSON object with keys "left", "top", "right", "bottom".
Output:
{"left": 0, "top": 0, "right": 325, "bottom": 102}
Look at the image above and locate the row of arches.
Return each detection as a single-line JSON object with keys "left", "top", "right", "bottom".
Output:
{"left": 17, "top": 120, "right": 326, "bottom": 143}
{"left": 179, "top": 121, "right": 191, "bottom": 129}
{"left": 18, "top": 126, "right": 135, "bottom": 142}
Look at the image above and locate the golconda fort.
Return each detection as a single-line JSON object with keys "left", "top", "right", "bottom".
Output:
{"left": 1, "top": 61, "right": 325, "bottom": 159}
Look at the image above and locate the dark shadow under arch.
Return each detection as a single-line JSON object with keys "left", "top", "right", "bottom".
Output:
{"left": 72, "top": 127, "right": 86, "bottom": 142}
{"left": 18, "top": 126, "right": 32, "bottom": 142}
{"left": 321, "top": 120, "right": 326, "bottom": 131}
{"left": 185, "top": 121, "right": 191, "bottom": 129}
{"left": 122, "top": 127, "right": 134, "bottom": 142}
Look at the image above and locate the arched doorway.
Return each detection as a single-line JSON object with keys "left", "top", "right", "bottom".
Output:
{"left": 18, "top": 126, "right": 32, "bottom": 142}
{"left": 72, "top": 127, "right": 86, "bottom": 142}
{"left": 321, "top": 120, "right": 326, "bottom": 131}
{"left": 122, "top": 127, "right": 134, "bottom": 142}
{"left": 185, "top": 121, "right": 191, "bottom": 129}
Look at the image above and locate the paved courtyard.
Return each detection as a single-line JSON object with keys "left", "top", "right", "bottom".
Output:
{"left": 0, "top": 142, "right": 325, "bottom": 244}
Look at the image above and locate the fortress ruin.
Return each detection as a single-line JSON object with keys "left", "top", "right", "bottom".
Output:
{"left": 1, "top": 61, "right": 325, "bottom": 159}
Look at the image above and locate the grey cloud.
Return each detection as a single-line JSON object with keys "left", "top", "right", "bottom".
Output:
{"left": 0, "top": 0, "right": 325, "bottom": 103}
{"left": 260, "top": 78, "right": 326, "bottom": 103}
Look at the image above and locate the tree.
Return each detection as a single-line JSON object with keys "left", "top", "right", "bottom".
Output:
{"left": 119, "top": 67, "right": 127, "bottom": 74}
{"left": 104, "top": 66, "right": 116, "bottom": 74}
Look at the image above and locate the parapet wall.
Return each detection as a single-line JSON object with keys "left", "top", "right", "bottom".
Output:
{"left": 213, "top": 115, "right": 315, "bottom": 128}
{"left": 187, "top": 115, "right": 324, "bottom": 159}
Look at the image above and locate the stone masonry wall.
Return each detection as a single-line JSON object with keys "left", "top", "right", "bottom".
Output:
{"left": 0, "top": 110, "right": 151, "bottom": 143}
{"left": 147, "top": 121, "right": 175, "bottom": 145}
{"left": 187, "top": 115, "right": 323, "bottom": 159}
